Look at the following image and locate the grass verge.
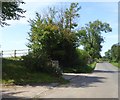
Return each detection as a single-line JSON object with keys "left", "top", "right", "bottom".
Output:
{"left": 2, "top": 58, "right": 68, "bottom": 85}
{"left": 111, "top": 61, "right": 120, "bottom": 68}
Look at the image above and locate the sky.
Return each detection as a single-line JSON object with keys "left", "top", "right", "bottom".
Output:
{"left": 0, "top": 0, "right": 118, "bottom": 56}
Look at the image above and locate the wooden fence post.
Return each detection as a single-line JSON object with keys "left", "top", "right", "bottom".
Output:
{"left": 28, "top": 49, "right": 30, "bottom": 54}
{"left": 14, "top": 50, "right": 16, "bottom": 58}
{"left": 1, "top": 51, "right": 3, "bottom": 57}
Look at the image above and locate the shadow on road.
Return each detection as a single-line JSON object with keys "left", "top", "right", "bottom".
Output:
{"left": 93, "top": 70, "right": 118, "bottom": 73}
{"left": 2, "top": 95, "right": 31, "bottom": 99}
{"left": 60, "top": 74, "right": 107, "bottom": 88}
{"left": 2, "top": 91, "right": 29, "bottom": 99}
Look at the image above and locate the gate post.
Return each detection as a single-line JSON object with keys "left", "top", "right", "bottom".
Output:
{"left": 14, "top": 50, "right": 16, "bottom": 58}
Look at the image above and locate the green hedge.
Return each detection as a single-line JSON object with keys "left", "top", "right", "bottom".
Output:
{"left": 22, "top": 53, "right": 62, "bottom": 77}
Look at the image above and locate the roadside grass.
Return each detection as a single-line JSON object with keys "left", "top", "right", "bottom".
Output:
{"left": 111, "top": 61, "right": 120, "bottom": 68}
{"left": 63, "top": 62, "right": 96, "bottom": 73}
{"left": 2, "top": 58, "right": 68, "bottom": 85}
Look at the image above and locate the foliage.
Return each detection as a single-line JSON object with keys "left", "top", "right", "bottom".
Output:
{"left": 78, "top": 20, "right": 112, "bottom": 59}
{"left": 105, "top": 43, "right": 120, "bottom": 63}
{"left": 64, "top": 3, "right": 81, "bottom": 31}
{"left": 63, "top": 62, "right": 96, "bottom": 73}
{"left": 95, "top": 58, "right": 104, "bottom": 63}
{"left": 62, "top": 48, "right": 94, "bottom": 73}
{"left": 111, "top": 44, "right": 120, "bottom": 62}
{"left": 74, "top": 49, "right": 90, "bottom": 66}
{"left": 1, "top": 1, "right": 26, "bottom": 27}
{"left": 25, "top": 3, "right": 112, "bottom": 74}
{"left": 105, "top": 49, "right": 111, "bottom": 61}
{"left": 27, "top": 3, "right": 81, "bottom": 69}
{"left": 22, "top": 52, "right": 62, "bottom": 76}
{"left": 111, "top": 62, "right": 120, "bottom": 68}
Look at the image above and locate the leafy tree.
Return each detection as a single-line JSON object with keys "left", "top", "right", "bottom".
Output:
{"left": 110, "top": 43, "right": 120, "bottom": 62}
{"left": 105, "top": 43, "right": 120, "bottom": 62}
{"left": 75, "top": 48, "right": 90, "bottom": 66}
{"left": 64, "top": 3, "right": 81, "bottom": 31}
{"left": 1, "top": 0, "right": 26, "bottom": 27}
{"left": 28, "top": 12, "right": 60, "bottom": 54}
{"left": 111, "top": 45, "right": 118, "bottom": 61}
{"left": 27, "top": 3, "right": 81, "bottom": 68}
{"left": 26, "top": 2, "right": 112, "bottom": 73}
{"left": 78, "top": 20, "right": 112, "bottom": 59}
{"left": 105, "top": 49, "right": 111, "bottom": 60}
{"left": 56, "top": 3, "right": 81, "bottom": 67}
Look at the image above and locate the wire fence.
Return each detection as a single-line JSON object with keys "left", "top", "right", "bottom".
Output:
{"left": 0, "top": 49, "right": 30, "bottom": 58}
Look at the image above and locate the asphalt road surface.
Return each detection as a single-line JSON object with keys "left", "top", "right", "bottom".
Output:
{"left": 39, "top": 62, "right": 118, "bottom": 98}
{"left": 2, "top": 62, "right": 119, "bottom": 98}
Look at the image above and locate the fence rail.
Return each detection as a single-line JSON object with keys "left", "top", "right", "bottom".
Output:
{"left": 0, "top": 49, "right": 30, "bottom": 58}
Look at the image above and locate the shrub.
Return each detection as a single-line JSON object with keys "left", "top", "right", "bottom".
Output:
{"left": 62, "top": 48, "right": 91, "bottom": 72}
{"left": 63, "top": 61, "right": 96, "bottom": 73}
{"left": 74, "top": 49, "right": 90, "bottom": 66}
{"left": 22, "top": 52, "right": 62, "bottom": 77}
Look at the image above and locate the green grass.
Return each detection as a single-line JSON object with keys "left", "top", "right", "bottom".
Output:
{"left": 63, "top": 62, "right": 96, "bottom": 73}
{"left": 111, "top": 62, "right": 120, "bottom": 68}
{"left": 2, "top": 58, "right": 68, "bottom": 85}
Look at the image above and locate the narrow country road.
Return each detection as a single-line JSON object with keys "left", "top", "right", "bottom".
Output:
{"left": 38, "top": 62, "right": 118, "bottom": 98}
{"left": 2, "top": 62, "right": 118, "bottom": 98}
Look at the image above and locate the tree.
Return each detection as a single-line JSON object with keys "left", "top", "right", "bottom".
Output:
{"left": 64, "top": 3, "right": 81, "bottom": 31}
{"left": 27, "top": 3, "right": 81, "bottom": 68}
{"left": 28, "top": 12, "right": 61, "bottom": 57}
{"left": 111, "top": 43, "right": 120, "bottom": 62}
{"left": 26, "top": 3, "right": 113, "bottom": 71}
{"left": 78, "top": 20, "right": 112, "bottom": 59}
{"left": 105, "top": 43, "right": 120, "bottom": 62}
{"left": 105, "top": 49, "right": 111, "bottom": 60}
{"left": 56, "top": 3, "right": 81, "bottom": 67}
{"left": 1, "top": 0, "right": 26, "bottom": 27}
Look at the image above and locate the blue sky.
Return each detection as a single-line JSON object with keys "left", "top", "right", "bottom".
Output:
{"left": 0, "top": 1, "right": 118, "bottom": 56}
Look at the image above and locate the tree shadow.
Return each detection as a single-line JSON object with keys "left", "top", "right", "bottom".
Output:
{"left": 2, "top": 83, "right": 60, "bottom": 99}
{"left": 59, "top": 74, "right": 107, "bottom": 88}
{"left": 93, "top": 70, "right": 119, "bottom": 73}
{"left": 2, "top": 91, "right": 29, "bottom": 99}
{"left": 13, "top": 82, "right": 60, "bottom": 87}
{"left": 2, "top": 91, "right": 28, "bottom": 95}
